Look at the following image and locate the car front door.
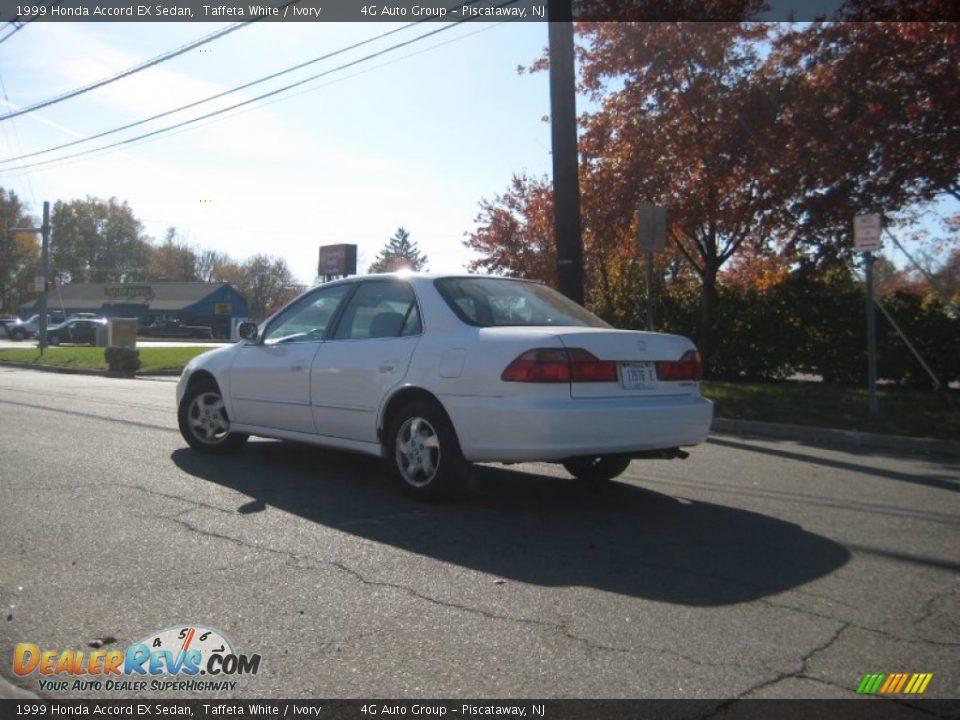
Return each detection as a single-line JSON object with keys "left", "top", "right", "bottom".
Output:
{"left": 311, "top": 280, "right": 421, "bottom": 443}
{"left": 228, "top": 283, "right": 352, "bottom": 434}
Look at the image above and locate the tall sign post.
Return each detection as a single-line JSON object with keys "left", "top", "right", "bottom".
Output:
{"left": 317, "top": 244, "right": 357, "bottom": 283}
{"left": 854, "top": 213, "right": 882, "bottom": 418}
{"left": 637, "top": 203, "right": 667, "bottom": 331}
{"left": 8, "top": 201, "right": 51, "bottom": 351}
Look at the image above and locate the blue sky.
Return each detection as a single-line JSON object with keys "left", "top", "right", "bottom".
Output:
{"left": 0, "top": 20, "right": 554, "bottom": 283}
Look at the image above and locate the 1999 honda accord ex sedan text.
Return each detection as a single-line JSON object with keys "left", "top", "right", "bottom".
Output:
{"left": 176, "top": 274, "right": 713, "bottom": 498}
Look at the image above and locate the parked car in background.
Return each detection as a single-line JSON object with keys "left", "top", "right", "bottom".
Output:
{"left": 5, "top": 313, "right": 66, "bottom": 341}
{"left": 68, "top": 312, "right": 105, "bottom": 320}
{"left": 139, "top": 319, "right": 213, "bottom": 339}
{"left": 0, "top": 317, "right": 18, "bottom": 338}
{"left": 46, "top": 318, "right": 107, "bottom": 346}
{"left": 176, "top": 273, "right": 713, "bottom": 499}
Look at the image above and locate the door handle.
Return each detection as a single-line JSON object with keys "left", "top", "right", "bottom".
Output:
{"left": 379, "top": 363, "right": 397, "bottom": 373}
{"left": 291, "top": 364, "right": 305, "bottom": 372}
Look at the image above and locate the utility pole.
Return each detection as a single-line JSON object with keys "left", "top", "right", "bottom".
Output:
{"left": 548, "top": 0, "right": 584, "bottom": 305}
{"left": 8, "top": 201, "right": 51, "bottom": 351}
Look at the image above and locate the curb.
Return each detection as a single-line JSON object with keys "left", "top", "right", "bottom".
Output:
{"left": 712, "top": 417, "right": 960, "bottom": 459}
{"left": 0, "top": 360, "right": 179, "bottom": 378}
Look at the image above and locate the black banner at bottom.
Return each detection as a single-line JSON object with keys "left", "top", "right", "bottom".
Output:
{"left": 1, "top": 700, "right": 959, "bottom": 720}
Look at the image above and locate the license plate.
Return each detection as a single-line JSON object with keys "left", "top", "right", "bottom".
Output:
{"left": 619, "top": 362, "right": 656, "bottom": 389}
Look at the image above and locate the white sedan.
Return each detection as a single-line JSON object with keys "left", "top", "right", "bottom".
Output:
{"left": 176, "top": 274, "right": 713, "bottom": 498}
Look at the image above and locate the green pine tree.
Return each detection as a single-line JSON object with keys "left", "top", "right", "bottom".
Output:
{"left": 368, "top": 227, "right": 428, "bottom": 273}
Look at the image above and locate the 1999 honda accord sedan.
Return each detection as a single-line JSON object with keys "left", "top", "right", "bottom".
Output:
{"left": 177, "top": 274, "right": 713, "bottom": 498}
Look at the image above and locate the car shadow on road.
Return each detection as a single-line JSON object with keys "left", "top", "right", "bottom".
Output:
{"left": 171, "top": 441, "right": 850, "bottom": 607}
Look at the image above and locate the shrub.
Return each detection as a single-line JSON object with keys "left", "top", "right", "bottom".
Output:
{"left": 104, "top": 346, "right": 141, "bottom": 373}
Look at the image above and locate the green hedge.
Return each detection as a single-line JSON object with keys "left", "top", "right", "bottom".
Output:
{"left": 595, "top": 268, "right": 960, "bottom": 386}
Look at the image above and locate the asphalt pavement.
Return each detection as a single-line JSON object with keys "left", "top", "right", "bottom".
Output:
{"left": 0, "top": 367, "right": 957, "bottom": 700}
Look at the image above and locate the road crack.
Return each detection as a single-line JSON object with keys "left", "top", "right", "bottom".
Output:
{"left": 732, "top": 622, "right": 852, "bottom": 700}
{"left": 325, "top": 560, "right": 761, "bottom": 669}
{"left": 761, "top": 597, "right": 960, "bottom": 648}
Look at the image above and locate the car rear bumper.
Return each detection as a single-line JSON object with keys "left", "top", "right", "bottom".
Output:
{"left": 440, "top": 392, "right": 714, "bottom": 463}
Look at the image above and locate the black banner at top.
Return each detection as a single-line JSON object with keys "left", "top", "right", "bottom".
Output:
{"left": 0, "top": 0, "right": 956, "bottom": 23}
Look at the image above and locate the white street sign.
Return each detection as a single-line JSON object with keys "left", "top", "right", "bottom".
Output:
{"left": 854, "top": 213, "right": 882, "bottom": 252}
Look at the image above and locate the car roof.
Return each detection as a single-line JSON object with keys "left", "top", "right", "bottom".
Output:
{"left": 324, "top": 272, "right": 540, "bottom": 287}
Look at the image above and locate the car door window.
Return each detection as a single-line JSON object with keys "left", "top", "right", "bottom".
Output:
{"left": 333, "top": 282, "right": 420, "bottom": 341}
{"left": 263, "top": 284, "right": 351, "bottom": 345}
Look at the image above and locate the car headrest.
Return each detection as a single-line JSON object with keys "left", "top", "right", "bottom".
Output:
{"left": 368, "top": 311, "right": 405, "bottom": 338}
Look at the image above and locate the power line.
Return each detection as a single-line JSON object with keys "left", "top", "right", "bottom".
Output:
{"left": 0, "top": 72, "right": 38, "bottom": 210}
{"left": 1, "top": 19, "right": 428, "bottom": 164}
{"left": 0, "top": 22, "right": 25, "bottom": 47}
{"left": 0, "top": 18, "right": 261, "bottom": 122}
{"left": 0, "top": 3, "right": 59, "bottom": 48}
{"left": 1, "top": 0, "right": 492, "bottom": 165}
{"left": 0, "top": 4, "right": 515, "bottom": 173}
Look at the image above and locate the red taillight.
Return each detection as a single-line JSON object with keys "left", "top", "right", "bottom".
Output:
{"left": 655, "top": 350, "right": 703, "bottom": 381}
{"left": 568, "top": 348, "right": 618, "bottom": 382}
{"left": 501, "top": 349, "right": 571, "bottom": 382}
{"left": 502, "top": 348, "right": 617, "bottom": 383}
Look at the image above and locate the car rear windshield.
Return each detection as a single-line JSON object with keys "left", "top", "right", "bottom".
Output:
{"left": 434, "top": 277, "right": 610, "bottom": 328}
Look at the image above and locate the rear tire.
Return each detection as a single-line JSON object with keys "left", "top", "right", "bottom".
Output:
{"left": 387, "top": 398, "right": 469, "bottom": 500}
{"left": 562, "top": 454, "right": 631, "bottom": 483}
{"left": 178, "top": 378, "right": 248, "bottom": 454}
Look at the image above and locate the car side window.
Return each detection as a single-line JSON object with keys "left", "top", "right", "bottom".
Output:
{"left": 263, "top": 284, "right": 351, "bottom": 345}
{"left": 333, "top": 282, "right": 420, "bottom": 341}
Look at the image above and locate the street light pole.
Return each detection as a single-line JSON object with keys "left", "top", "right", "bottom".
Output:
{"left": 7, "top": 201, "right": 51, "bottom": 351}
{"left": 39, "top": 201, "right": 51, "bottom": 350}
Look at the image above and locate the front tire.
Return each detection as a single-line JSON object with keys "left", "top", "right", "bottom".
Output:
{"left": 9, "top": 328, "right": 25, "bottom": 341}
{"left": 48, "top": 334, "right": 62, "bottom": 346}
{"left": 387, "top": 399, "right": 469, "bottom": 500}
{"left": 562, "top": 454, "right": 632, "bottom": 483}
{"left": 178, "top": 378, "right": 248, "bottom": 454}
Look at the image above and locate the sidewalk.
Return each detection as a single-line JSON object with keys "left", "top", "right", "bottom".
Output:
{"left": 712, "top": 417, "right": 960, "bottom": 458}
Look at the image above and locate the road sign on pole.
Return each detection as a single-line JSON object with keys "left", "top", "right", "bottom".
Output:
{"left": 637, "top": 203, "right": 667, "bottom": 252}
{"left": 854, "top": 214, "right": 882, "bottom": 252}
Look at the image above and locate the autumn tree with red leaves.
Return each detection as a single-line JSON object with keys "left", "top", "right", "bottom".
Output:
{"left": 466, "top": 17, "right": 959, "bottom": 364}
{"left": 772, "top": 21, "right": 960, "bottom": 257}
{"left": 467, "top": 173, "right": 558, "bottom": 286}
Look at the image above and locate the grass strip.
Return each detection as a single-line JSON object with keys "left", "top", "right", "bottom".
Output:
{"left": 0, "top": 346, "right": 215, "bottom": 373}
{"left": 703, "top": 380, "right": 959, "bottom": 442}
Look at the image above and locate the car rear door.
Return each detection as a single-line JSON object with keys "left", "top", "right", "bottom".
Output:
{"left": 310, "top": 280, "right": 421, "bottom": 443}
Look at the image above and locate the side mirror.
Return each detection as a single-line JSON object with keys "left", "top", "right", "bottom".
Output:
{"left": 238, "top": 322, "right": 259, "bottom": 342}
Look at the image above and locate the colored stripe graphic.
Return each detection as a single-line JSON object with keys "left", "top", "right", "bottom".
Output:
{"left": 857, "top": 673, "right": 932, "bottom": 694}
{"left": 857, "top": 673, "right": 884, "bottom": 694}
